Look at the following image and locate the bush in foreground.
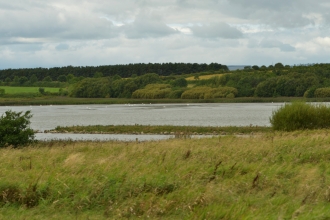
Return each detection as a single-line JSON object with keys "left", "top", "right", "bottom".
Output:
{"left": 0, "top": 110, "right": 35, "bottom": 148}
{"left": 270, "top": 102, "right": 330, "bottom": 131}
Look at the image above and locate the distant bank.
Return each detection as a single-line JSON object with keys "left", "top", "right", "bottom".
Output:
{"left": 227, "top": 65, "right": 247, "bottom": 71}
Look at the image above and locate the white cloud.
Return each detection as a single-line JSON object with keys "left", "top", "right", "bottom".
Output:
{"left": 314, "top": 37, "right": 330, "bottom": 47}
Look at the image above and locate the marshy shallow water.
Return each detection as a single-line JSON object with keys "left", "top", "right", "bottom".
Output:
{"left": 0, "top": 103, "right": 287, "bottom": 141}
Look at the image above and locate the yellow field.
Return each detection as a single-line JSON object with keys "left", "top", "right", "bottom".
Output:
{"left": 185, "top": 73, "right": 223, "bottom": 81}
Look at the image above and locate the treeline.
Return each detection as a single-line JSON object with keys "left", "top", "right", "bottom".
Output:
{"left": 0, "top": 63, "right": 228, "bottom": 82}
{"left": 194, "top": 63, "right": 330, "bottom": 98}
{"left": 70, "top": 73, "right": 187, "bottom": 99}
{"left": 3, "top": 62, "right": 330, "bottom": 100}
{"left": 69, "top": 73, "right": 239, "bottom": 99}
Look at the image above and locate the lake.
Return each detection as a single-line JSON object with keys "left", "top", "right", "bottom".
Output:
{"left": 0, "top": 103, "right": 284, "bottom": 141}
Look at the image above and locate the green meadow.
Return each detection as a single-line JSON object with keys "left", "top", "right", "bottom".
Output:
{"left": 1, "top": 130, "right": 330, "bottom": 219}
{"left": 0, "top": 86, "right": 60, "bottom": 94}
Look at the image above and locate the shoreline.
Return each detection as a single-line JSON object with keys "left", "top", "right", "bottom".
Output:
{"left": 47, "top": 125, "right": 272, "bottom": 135}
{"left": 1, "top": 96, "right": 330, "bottom": 106}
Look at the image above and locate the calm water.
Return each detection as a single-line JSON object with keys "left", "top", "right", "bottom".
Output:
{"left": 0, "top": 103, "right": 284, "bottom": 141}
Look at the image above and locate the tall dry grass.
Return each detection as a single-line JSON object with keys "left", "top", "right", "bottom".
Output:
{"left": 1, "top": 131, "right": 330, "bottom": 219}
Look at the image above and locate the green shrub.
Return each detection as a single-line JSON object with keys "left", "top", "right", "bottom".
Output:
{"left": 59, "top": 88, "right": 69, "bottom": 96}
{"left": 70, "top": 78, "right": 111, "bottom": 98}
{"left": 132, "top": 84, "right": 171, "bottom": 99}
{"left": 254, "top": 78, "right": 277, "bottom": 97}
{"left": 171, "top": 78, "right": 187, "bottom": 87}
{"left": 167, "top": 89, "right": 185, "bottom": 99}
{"left": 181, "top": 86, "right": 237, "bottom": 99}
{"left": 270, "top": 102, "right": 330, "bottom": 131}
{"left": 304, "top": 87, "right": 317, "bottom": 98}
{"left": 39, "top": 87, "right": 45, "bottom": 95}
{"left": 226, "top": 93, "right": 235, "bottom": 98}
{"left": 0, "top": 110, "right": 35, "bottom": 148}
{"left": 180, "top": 86, "right": 210, "bottom": 99}
{"left": 314, "top": 88, "right": 330, "bottom": 98}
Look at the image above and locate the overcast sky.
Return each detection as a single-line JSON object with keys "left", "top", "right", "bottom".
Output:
{"left": 1, "top": 0, "right": 330, "bottom": 69}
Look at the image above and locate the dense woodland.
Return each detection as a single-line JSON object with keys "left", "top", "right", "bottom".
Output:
{"left": 0, "top": 63, "right": 228, "bottom": 81}
{"left": 2, "top": 62, "right": 330, "bottom": 99}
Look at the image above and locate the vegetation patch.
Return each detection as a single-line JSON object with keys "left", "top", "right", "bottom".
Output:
{"left": 51, "top": 124, "right": 271, "bottom": 135}
{"left": 2, "top": 131, "right": 330, "bottom": 218}
{"left": 181, "top": 86, "right": 237, "bottom": 99}
{"left": 0, "top": 110, "right": 35, "bottom": 148}
{"left": 185, "top": 73, "right": 224, "bottom": 81}
{"left": 1, "top": 63, "right": 330, "bottom": 103}
{"left": 314, "top": 87, "right": 330, "bottom": 98}
{"left": 70, "top": 78, "right": 111, "bottom": 98}
{"left": 0, "top": 86, "right": 60, "bottom": 94}
{"left": 132, "top": 84, "right": 172, "bottom": 99}
{"left": 270, "top": 102, "right": 330, "bottom": 131}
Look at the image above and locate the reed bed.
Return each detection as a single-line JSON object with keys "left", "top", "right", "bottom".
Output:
{"left": 51, "top": 125, "right": 271, "bottom": 135}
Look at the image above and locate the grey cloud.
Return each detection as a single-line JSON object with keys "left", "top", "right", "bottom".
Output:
{"left": 322, "top": 12, "right": 330, "bottom": 26}
{"left": 1, "top": 0, "right": 330, "bottom": 69}
{"left": 121, "top": 14, "right": 178, "bottom": 39}
{"left": 248, "top": 10, "right": 313, "bottom": 28}
{"left": 0, "top": 2, "right": 119, "bottom": 44}
{"left": 56, "top": 43, "right": 69, "bottom": 50}
{"left": 247, "top": 39, "right": 260, "bottom": 48}
{"left": 259, "top": 39, "right": 295, "bottom": 52}
{"left": 190, "top": 23, "right": 243, "bottom": 39}
{"left": 226, "top": 0, "right": 329, "bottom": 28}
{"left": 229, "top": 0, "right": 300, "bottom": 10}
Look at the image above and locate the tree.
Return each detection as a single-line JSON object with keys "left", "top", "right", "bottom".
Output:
{"left": 30, "top": 74, "right": 38, "bottom": 84}
{"left": 0, "top": 110, "right": 35, "bottom": 148}
{"left": 71, "top": 78, "right": 111, "bottom": 98}
{"left": 254, "top": 78, "right": 277, "bottom": 97}
{"left": 93, "top": 72, "right": 103, "bottom": 78}
{"left": 66, "top": 74, "right": 75, "bottom": 83}
{"left": 43, "top": 76, "right": 52, "bottom": 82}
{"left": 19, "top": 76, "right": 28, "bottom": 85}
{"left": 39, "top": 87, "right": 45, "bottom": 95}
{"left": 171, "top": 78, "right": 188, "bottom": 87}
{"left": 274, "top": 63, "right": 284, "bottom": 69}
{"left": 57, "top": 75, "right": 67, "bottom": 82}
{"left": 13, "top": 76, "right": 19, "bottom": 83}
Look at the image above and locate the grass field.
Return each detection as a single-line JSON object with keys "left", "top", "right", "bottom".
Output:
{"left": 0, "top": 86, "right": 60, "bottom": 94}
{"left": 1, "top": 130, "right": 330, "bottom": 219}
{"left": 185, "top": 73, "right": 223, "bottom": 81}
